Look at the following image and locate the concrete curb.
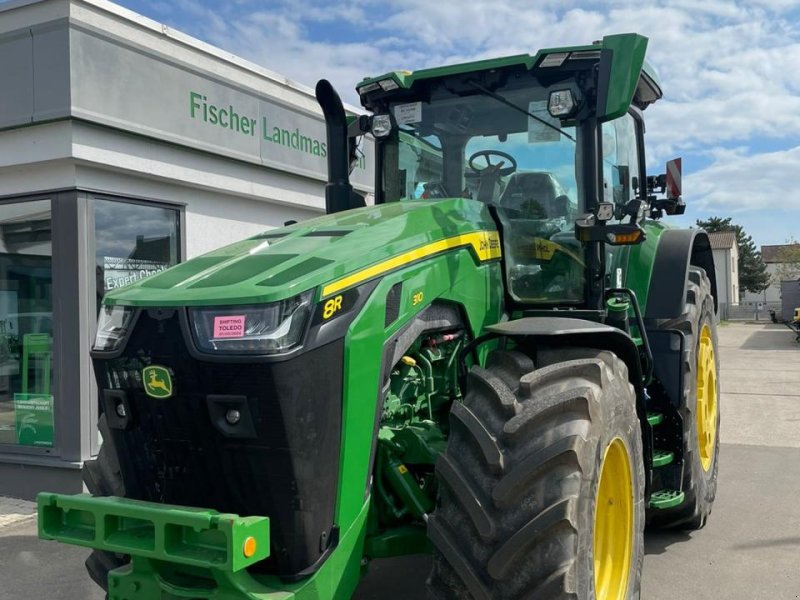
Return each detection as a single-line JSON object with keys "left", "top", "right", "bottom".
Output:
{"left": 0, "top": 496, "right": 37, "bottom": 529}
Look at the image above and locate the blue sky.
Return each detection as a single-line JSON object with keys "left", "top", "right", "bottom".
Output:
{"left": 116, "top": 0, "right": 800, "bottom": 248}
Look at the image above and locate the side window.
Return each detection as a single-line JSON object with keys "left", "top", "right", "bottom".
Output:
{"left": 601, "top": 113, "right": 641, "bottom": 218}
{"left": 392, "top": 131, "right": 443, "bottom": 200}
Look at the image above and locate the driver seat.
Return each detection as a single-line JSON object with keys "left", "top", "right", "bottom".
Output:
{"left": 500, "top": 173, "right": 567, "bottom": 218}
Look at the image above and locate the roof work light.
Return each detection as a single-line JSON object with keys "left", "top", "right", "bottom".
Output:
{"left": 548, "top": 90, "right": 576, "bottom": 117}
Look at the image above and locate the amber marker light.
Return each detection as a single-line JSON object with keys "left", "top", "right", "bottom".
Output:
{"left": 243, "top": 536, "right": 257, "bottom": 558}
{"left": 607, "top": 230, "right": 643, "bottom": 245}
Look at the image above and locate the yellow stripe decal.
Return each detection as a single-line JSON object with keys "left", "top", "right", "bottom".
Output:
{"left": 322, "top": 231, "right": 501, "bottom": 297}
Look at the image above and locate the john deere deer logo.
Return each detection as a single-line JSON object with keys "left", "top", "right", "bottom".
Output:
{"left": 142, "top": 365, "right": 173, "bottom": 399}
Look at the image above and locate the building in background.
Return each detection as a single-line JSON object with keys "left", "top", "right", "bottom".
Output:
{"left": 707, "top": 231, "right": 739, "bottom": 318}
{"left": 0, "top": 0, "right": 373, "bottom": 497}
{"left": 742, "top": 244, "right": 800, "bottom": 304}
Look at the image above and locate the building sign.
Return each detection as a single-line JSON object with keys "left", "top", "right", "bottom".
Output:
{"left": 14, "top": 393, "right": 54, "bottom": 447}
{"left": 67, "top": 29, "right": 374, "bottom": 189}
{"left": 187, "top": 90, "right": 367, "bottom": 171}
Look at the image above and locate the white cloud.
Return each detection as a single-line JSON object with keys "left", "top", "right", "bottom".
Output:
{"left": 145, "top": 1, "right": 800, "bottom": 148}
{"left": 117, "top": 0, "right": 800, "bottom": 245}
{"left": 686, "top": 144, "right": 800, "bottom": 212}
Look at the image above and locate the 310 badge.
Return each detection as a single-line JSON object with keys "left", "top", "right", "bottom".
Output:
{"left": 312, "top": 288, "right": 359, "bottom": 325}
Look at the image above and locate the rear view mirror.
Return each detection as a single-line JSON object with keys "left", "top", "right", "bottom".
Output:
{"left": 665, "top": 157, "right": 681, "bottom": 199}
{"left": 646, "top": 157, "right": 685, "bottom": 218}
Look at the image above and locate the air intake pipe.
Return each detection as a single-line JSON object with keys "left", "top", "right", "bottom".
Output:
{"left": 316, "top": 79, "right": 355, "bottom": 214}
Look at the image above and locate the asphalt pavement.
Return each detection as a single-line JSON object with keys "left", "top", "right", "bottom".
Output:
{"left": 1, "top": 322, "right": 798, "bottom": 600}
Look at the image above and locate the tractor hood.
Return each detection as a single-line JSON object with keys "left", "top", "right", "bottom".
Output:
{"left": 104, "top": 198, "right": 498, "bottom": 307}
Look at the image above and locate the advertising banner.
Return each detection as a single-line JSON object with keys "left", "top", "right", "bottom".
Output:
{"left": 14, "top": 393, "right": 54, "bottom": 447}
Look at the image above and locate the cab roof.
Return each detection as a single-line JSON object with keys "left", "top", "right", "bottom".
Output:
{"left": 357, "top": 33, "right": 663, "bottom": 119}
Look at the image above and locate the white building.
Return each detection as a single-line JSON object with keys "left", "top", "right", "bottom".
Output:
{"left": 0, "top": 0, "right": 373, "bottom": 497}
{"left": 707, "top": 231, "right": 739, "bottom": 310}
{"left": 740, "top": 243, "right": 800, "bottom": 305}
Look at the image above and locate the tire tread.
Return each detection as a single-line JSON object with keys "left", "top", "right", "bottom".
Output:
{"left": 429, "top": 349, "right": 644, "bottom": 599}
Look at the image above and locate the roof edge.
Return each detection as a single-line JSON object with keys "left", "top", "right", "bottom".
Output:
{"left": 0, "top": 0, "right": 364, "bottom": 114}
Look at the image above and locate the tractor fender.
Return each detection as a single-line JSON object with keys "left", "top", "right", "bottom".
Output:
{"left": 645, "top": 229, "right": 718, "bottom": 320}
{"left": 485, "top": 317, "right": 644, "bottom": 398}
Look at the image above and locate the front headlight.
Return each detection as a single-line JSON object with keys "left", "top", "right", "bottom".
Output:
{"left": 94, "top": 305, "right": 136, "bottom": 352}
{"left": 188, "top": 291, "right": 313, "bottom": 355}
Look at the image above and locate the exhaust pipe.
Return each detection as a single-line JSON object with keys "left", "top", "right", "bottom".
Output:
{"left": 316, "top": 79, "right": 354, "bottom": 215}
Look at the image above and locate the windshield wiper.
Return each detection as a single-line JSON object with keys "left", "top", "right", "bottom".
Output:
{"left": 466, "top": 80, "right": 576, "bottom": 143}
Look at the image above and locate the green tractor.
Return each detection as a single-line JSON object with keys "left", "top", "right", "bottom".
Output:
{"left": 38, "top": 33, "right": 720, "bottom": 600}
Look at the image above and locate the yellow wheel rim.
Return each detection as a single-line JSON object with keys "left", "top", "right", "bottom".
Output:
{"left": 594, "top": 437, "right": 634, "bottom": 600}
{"left": 696, "top": 324, "right": 718, "bottom": 471}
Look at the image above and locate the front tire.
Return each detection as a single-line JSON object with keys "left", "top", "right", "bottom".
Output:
{"left": 428, "top": 348, "right": 645, "bottom": 599}
{"left": 650, "top": 266, "right": 720, "bottom": 530}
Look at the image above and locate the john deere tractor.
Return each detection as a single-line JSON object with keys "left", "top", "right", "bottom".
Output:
{"left": 38, "top": 33, "right": 720, "bottom": 600}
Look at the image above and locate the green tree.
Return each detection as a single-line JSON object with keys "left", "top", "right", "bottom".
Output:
{"left": 696, "top": 217, "right": 770, "bottom": 297}
{"left": 773, "top": 237, "right": 800, "bottom": 283}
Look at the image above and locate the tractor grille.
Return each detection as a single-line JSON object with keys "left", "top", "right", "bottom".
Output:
{"left": 94, "top": 309, "right": 343, "bottom": 577}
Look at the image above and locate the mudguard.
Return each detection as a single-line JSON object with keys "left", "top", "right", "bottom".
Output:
{"left": 645, "top": 229, "right": 718, "bottom": 320}
{"left": 486, "top": 317, "right": 644, "bottom": 395}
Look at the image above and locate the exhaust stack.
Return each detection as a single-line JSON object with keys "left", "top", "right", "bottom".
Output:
{"left": 315, "top": 79, "right": 354, "bottom": 215}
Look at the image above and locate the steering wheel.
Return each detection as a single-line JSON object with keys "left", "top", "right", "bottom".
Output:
{"left": 467, "top": 150, "right": 518, "bottom": 177}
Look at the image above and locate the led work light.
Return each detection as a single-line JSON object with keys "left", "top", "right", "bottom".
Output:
{"left": 548, "top": 89, "right": 576, "bottom": 117}
{"left": 378, "top": 78, "right": 399, "bottom": 91}
{"left": 371, "top": 115, "right": 393, "bottom": 138}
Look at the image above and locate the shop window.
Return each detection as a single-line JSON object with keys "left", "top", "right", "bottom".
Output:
{"left": 94, "top": 198, "right": 181, "bottom": 309}
{"left": 0, "top": 200, "right": 54, "bottom": 448}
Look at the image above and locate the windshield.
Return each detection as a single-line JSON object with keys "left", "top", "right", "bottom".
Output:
{"left": 381, "top": 82, "right": 586, "bottom": 304}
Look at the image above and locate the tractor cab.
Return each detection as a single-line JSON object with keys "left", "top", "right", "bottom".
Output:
{"left": 354, "top": 34, "right": 663, "bottom": 311}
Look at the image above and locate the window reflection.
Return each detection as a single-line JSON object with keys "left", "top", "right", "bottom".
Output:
{"left": 94, "top": 199, "right": 180, "bottom": 308}
{"left": 0, "top": 200, "right": 53, "bottom": 447}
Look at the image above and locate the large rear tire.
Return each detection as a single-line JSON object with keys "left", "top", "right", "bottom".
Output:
{"left": 82, "top": 414, "right": 129, "bottom": 593}
{"left": 428, "top": 348, "right": 645, "bottom": 599}
{"left": 650, "top": 266, "right": 720, "bottom": 530}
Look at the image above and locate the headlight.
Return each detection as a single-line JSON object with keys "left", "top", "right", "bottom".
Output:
{"left": 94, "top": 305, "right": 136, "bottom": 352}
{"left": 188, "top": 291, "right": 313, "bottom": 355}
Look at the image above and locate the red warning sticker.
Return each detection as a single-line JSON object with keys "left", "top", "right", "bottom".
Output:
{"left": 213, "top": 315, "right": 246, "bottom": 338}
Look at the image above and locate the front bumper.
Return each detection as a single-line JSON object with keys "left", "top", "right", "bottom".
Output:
{"left": 38, "top": 492, "right": 369, "bottom": 600}
{"left": 38, "top": 493, "right": 270, "bottom": 573}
